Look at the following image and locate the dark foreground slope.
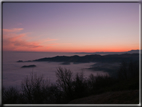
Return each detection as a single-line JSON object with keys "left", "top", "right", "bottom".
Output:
{"left": 69, "top": 90, "right": 139, "bottom": 104}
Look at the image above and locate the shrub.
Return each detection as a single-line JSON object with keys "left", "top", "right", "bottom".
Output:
{"left": 118, "top": 61, "right": 139, "bottom": 80}
{"left": 3, "top": 87, "right": 19, "bottom": 104}
{"left": 72, "top": 72, "right": 88, "bottom": 99}
{"left": 87, "top": 74, "right": 96, "bottom": 94}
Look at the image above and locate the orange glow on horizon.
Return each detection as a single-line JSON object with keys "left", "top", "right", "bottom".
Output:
{"left": 3, "top": 27, "right": 139, "bottom": 53}
{"left": 37, "top": 45, "right": 138, "bottom": 53}
{"left": 8, "top": 47, "right": 138, "bottom": 53}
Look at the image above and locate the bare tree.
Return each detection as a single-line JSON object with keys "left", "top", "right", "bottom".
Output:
{"left": 56, "top": 67, "right": 73, "bottom": 100}
{"left": 118, "top": 61, "right": 128, "bottom": 80}
{"left": 21, "top": 72, "right": 50, "bottom": 103}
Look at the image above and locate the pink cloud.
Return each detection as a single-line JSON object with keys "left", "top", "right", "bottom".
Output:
{"left": 3, "top": 28, "right": 57, "bottom": 51}
{"left": 3, "top": 28, "right": 23, "bottom": 32}
{"left": 3, "top": 35, "right": 43, "bottom": 51}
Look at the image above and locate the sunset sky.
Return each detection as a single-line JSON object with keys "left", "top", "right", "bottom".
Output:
{"left": 3, "top": 3, "right": 140, "bottom": 52}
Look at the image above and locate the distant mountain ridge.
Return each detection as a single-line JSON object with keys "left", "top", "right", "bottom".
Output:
{"left": 74, "top": 49, "right": 140, "bottom": 55}
{"left": 126, "top": 50, "right": 140, "bottom": 53}
{"left": 18, "top": 53, "right": 139, "bottom": 63}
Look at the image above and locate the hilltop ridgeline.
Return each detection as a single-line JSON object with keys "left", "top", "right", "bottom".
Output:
{"left": 17, "top": 53, "right": 139, "bottom": 63}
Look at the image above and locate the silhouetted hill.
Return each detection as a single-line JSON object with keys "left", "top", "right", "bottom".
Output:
{"left": 21, "top": 65, "right": 36, "bottom": 68}
{"left": 18, "top": 53, "right": 139, "bottom": 63}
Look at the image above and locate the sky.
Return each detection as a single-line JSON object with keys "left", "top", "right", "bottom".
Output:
{"left": 2, "top": 3, "right": 140, "bottom": 52}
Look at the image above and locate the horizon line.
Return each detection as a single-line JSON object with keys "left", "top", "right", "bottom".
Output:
{"left": 2, "top": 49, "right": 140, "bottom": 53}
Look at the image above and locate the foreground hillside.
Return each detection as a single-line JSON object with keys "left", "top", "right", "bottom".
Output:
{"left": 69, "top": 90, "right": 139, "bottom": 104}
{"left": 69, "top": 76, "right": 139, "bottom": 104}
{"left": 3, "top": 58, "right": 139, "bottom": 104}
